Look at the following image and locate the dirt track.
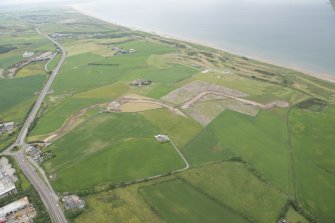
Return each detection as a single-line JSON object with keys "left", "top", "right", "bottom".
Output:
{"left": 181, "top": 90, "right": 289, "bottom": 109}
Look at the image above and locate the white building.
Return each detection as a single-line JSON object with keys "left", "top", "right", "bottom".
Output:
{"left": 0, "top": 197, "right": 30, "bottom": 218}
{"left": 0, "top": 175, "right": 16, "bottom": 199}
{"left": 154, "top": 134, "right": 170, "bottom": 143}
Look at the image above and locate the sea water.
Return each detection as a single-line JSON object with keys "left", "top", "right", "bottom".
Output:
{"left": 74, "top": 0, "right": 335, "bottom": 77}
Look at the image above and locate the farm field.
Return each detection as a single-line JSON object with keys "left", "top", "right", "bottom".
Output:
{"left": 140, "top": 179, "right": 250, "bottom": 223}
{"left": 177, "top": 162, "right": 287, "bottom": 223}
{"left": 182, "top": 108, "right": 291, "bottom": 193}
{"left": 290, "top": 105, "right": 335, "bottom": 223}
{"left": 44, "top": 112, "right": 185, "bottom": 192}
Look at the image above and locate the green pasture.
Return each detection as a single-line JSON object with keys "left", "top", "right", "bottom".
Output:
{"left": 0, "top": 75, "right": 44, "bottom": 115}
{"left": 141, "top": 179, "right": 249, "bottom": 223}
{"left": 178, "top": 162, "right": 287, "bottom": 223}
{"left": 290, "top": 106, "right": 335, "bottom": 223}
{"left": 183, "top": 108, "right": 291, "bottom": 193}
{"left": 44, "top": 113, "right": 184, "bottom": 191}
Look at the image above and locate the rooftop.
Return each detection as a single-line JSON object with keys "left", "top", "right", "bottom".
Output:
{"left": 0, "top": 197, "right": 30, "bottom": 218}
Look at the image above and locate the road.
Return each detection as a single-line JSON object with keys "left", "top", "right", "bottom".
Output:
{"left": 5, "top": 27, "right": 68, "bottom": 223}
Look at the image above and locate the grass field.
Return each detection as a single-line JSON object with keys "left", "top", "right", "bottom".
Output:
{"left": 44, "top": 112, "right": 185, "bottom": 192}
{"left": 140, "top": 179, "right": 250, "bottom": 223}
{"left": 0, "top": 75, "right": 45, "bottom": 117}
{"left": 74, "top": 184, "right": 163, "bottom": 223}
{"left": 141, "top": 109, "right": 202, "bottom": 147}
{"left": 178, "top": 162, "right": 287, "bottom": 223}
{"left": 285, "top": 207, "right": 309, "bottom": 223}
{"left": 183, "top": 109, "right": 291, "bottom": 193}
{"left": 290, "top": 106, "right": 335, "bottom": 223}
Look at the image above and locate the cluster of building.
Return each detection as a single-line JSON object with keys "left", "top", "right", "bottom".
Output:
{"left": 130, "top": 79, "right": 152, "bottom": 87}
{"left": 0, "top": 197, "right": 36, "bottom": 223}
{"left": 0, "top": 157, "right": 17, "bottom": 199}
{"left": 111, "top": 46, "right": 136, "bottom": 54}
{"left": 5, "top": 51, "right": 54, "bottom": 78}
{"left": 63, "top": 195, "right": 85, "bottom": 210}
{"left": 25, "top": 144, "right": 53, "bottom": 163}
{"left": 106, "top": 101, "right": 121, "bottom": 113}
{"left": 154, "top": 134, "right": 170, "bottom": 143}
{"left": 0, "top": 123, "right": 14, "bottom": 136}
{"left": 51, "top": 32, "right": 103, "bottom": 40}
{"left": 22, "top": 51, "right": 34, "bottom": 58}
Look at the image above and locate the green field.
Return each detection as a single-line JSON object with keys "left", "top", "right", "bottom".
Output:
{"left": 141, "top": 179, "right": 250, "bottom": 223}
{"left": 178, "top": 162, "right": 287, "bottom": 223}
{"left": 44, "top": 112, "right": 185, "bottom": 191}
{"left": 290, "top": 106, "right": 335, "bottom": 223}
{"left": 183, "top": 108, "right": 291, "bottom": 193}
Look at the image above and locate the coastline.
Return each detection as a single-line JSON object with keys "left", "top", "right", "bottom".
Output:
{"left": 72, "top": 5, "right": 335, "bottom": 84}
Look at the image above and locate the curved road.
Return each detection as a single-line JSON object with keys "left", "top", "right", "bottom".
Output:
{"left": 5, "top": 27, "right": 68, "bottom": 223}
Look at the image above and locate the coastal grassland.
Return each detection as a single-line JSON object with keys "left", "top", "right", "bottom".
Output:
{"left": 290, "top": 105, "right": 335, "bottom": 223}
{"left": 141, "top": 109, "right": 202, "bottom": 147}
{"left": 51, "top": 39, "right": 195, "bottom": 95}
{"left": 44, "top": 112, "right": 185, "bottom": 192}
{"left": 28, "top": 82, "right": 129, "bottom": 138}
{"left": 30, "top": 38, "right": 198, "bottom": 137}
{"left": 178, "top": 162, "right": 287, "bottom": 223}
{"left": 140, "top": 179, "right": 250, "bottom": 223}
{"left": 182, "top": 108, "right": 291, "bottom": 193}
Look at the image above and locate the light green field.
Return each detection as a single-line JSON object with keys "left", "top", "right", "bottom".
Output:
{"left": 141, "top": 179, "right": 250, "bottom": 223}
{"left": 178, "top": 162, "right": 287, "bottom": 223}
{"left": 15, "top": 61, "right": 46, "bottom": 77}
{"left": 44, "top": 112, "right": 185, "bottom": 192}
{"left": 183, "top": 108, "right": 291, "bottom": 193}
{"left": 74, "top": 184, "right": 164, "bottom": 223}
{"left": 290, "top": 106, "right": 335, "bottom": 223}
{"left": 141, "top": 109, "right": 202, "bottom": 147}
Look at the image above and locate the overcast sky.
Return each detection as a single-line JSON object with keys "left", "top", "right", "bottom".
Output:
{"left": 0, "top": 0, "right": 321, "bottom": 5}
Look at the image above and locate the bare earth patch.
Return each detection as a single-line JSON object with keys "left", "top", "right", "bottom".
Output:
{"left": 162, "top": 80, "right": 248, "bottom": 105}
{"left": 108, "top": 94, "right": 187, "bottom": 117}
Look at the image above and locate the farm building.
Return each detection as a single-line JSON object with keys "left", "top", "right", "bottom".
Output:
{"left": 23, "top": 51, "right": 34, "bottom": 58}
{"left": 155, "top": 134, "right": 170, "bottom": 143}
{"left": 63, "top": 195, "right": 85, "bottom": 210}
{"left": 130, "top": 79, "right": 152, "bottom": 86}
{"left": 0, "top": 122, "right": 14, "bottom": 135}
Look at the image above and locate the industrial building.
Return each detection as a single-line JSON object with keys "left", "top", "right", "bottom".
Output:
{"left": 0, "top": 197, "right": 35, "bottom": 223}
{"left": 0, "top": 157, "right": 17, "bottom": 199}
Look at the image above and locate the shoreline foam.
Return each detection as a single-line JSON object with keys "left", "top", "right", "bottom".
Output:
{"left": 72, "top": 5, "right": 335, "bottom": 84}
